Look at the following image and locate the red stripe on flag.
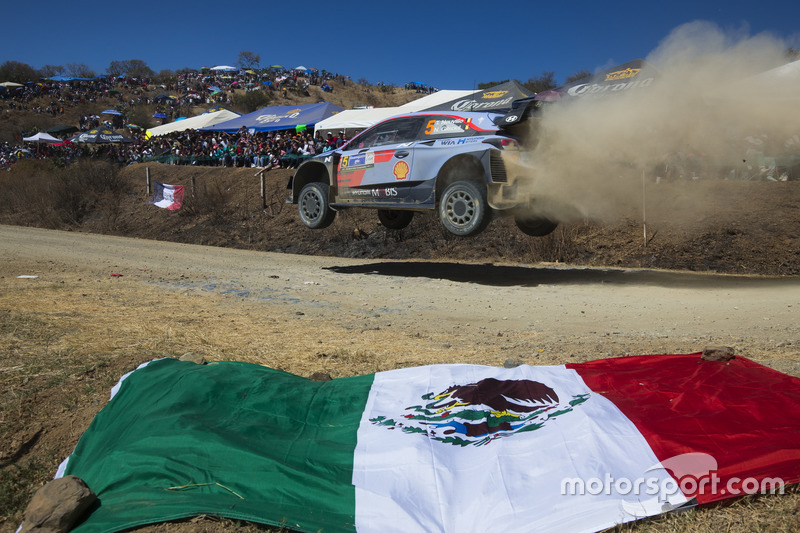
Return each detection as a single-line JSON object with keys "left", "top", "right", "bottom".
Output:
{"left": 569, "top": 354, "right": 800, "bottom": 504}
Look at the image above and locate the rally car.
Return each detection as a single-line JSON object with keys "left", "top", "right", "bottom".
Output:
{"left": 287, "top": 108, "right": 556, "bottom": 237}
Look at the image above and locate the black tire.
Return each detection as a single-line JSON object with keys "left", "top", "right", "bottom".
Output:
{"left": 438, "top": 181, "right": 491, "bottom": 237}
{"left": 515, "top": 216, "right": 558, "bottom": 237}
{"left": 298, "top": 182, "right": 336, "bottom": 229}
{"left": 377, "top": 209, "right": 414, "bottom": 230}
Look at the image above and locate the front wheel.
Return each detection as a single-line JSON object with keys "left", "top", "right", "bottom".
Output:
{"left": 377, "top": 209, "right": 414, "bottom": 230}
{"left": 515, "top": 216, "right": 558, "bottom": 237}
{"left": 438, "top": 181, "right": 491, "bottom": 237}
{"left": 298, "top": 182, "right": 336, "bottom": 229}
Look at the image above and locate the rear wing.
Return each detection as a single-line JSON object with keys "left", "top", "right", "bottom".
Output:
{"left": 493, "top": 97, "right": 540, "bottom": 128}
{"left": 493, "top": 97, "right": 542, "bottom": 147}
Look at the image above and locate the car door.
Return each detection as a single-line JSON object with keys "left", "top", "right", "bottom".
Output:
{"left": 335, "top": 117, "right": 424, "bottom": 204}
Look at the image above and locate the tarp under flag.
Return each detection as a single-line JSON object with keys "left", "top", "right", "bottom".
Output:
{"left": 423, "top": 80, "right": 534, "bottom": 112}
{"left": 534, "top": 59, "right": 659, "bottom": 102}
{"left": 148, "top": 182, "right": 184, "bottom": 210}
{"left": 201, "top": 102, "right": 343, "bottom": 133}
{"left": 52, "top": 353, "right": 800, "bottom": 532}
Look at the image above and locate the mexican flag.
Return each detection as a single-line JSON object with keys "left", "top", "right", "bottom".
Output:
{"left": 56, "top": 354, "right": 800, "bottom": 533}
{"left": 148, "top": 181, "right": 184, "bottom": 211}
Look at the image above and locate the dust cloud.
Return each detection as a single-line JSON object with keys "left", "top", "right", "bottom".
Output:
{"left": 508, "top": 21, "right": 800, "bottom": 225}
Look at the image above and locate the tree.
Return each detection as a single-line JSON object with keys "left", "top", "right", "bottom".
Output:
{"left": 107, "top": 60, "right": 127, "bottom": 77}
{"left": 106, "top": 59, "right": 154, "bottom": 79}
{"left": 39, "top": 64, "right": 65, "bottom": 78}
{"left": 66, "top": 63, "right": 95, "bottom": 78}
{"left": 237, "top": 51, "right": 261, "bottom": 70}
{"left": 153, "top": 69, "right": 177, "bottom": 85}
{"left": 565, "top": 69, "right": 592, "bottom": 84}
{"left": 477, "top": 80, "right": 509, "bottom": 90}
{"left": 521, "top": 72, "right": 556, "bottom": 94}
{"left": 0, "top": 60, "right": 38, "bottom": 83}
{"left": 126, "top": 60, "right": 154, "bottom": 79}
{"left": 234, "top": 89, "right": 272, "bottom": 113}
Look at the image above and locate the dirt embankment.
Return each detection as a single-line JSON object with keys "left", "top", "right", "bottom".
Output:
{"left": 2, "top": 160, "right": 798, "bottom": 276}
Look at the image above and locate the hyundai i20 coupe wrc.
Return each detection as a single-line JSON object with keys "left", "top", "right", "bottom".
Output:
{"left": 287, "top": 109, "right": 556, "bottom": 237}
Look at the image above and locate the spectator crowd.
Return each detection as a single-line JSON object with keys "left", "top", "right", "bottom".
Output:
{"left": 0, "top": 66, "right": 357, "bottom": 170}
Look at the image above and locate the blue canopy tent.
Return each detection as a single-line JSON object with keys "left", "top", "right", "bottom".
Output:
{"left": 200, "top": 102, "right": 343, "bottom": 133}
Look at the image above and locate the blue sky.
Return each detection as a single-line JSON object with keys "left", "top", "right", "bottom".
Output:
{"left": 2, "top": 0, "right": 798, "bottom": 89}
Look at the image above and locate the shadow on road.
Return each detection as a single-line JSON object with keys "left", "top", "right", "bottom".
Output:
{"left": 325, "top": 261, "right": 796, "bottom": 289}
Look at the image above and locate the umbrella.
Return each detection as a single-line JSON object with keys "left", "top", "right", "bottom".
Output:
{"left": 210, "top": 65, "right": 237, "bottom": 71}
{"left": 23, "top": 132, "right": 62, "bottom": 144}
{"left": 69, "top": 128, "right": 134, "bottom": 144}
{"left": 269, "top": 65, "right": 284, "bottom": 70}
{"left": 127, "top": 124, "right": 141, "bottom": 130}
{"left": 101, "top": 109, "right": 123, "bottom": 116}
{"left": 294, "top": 66, "right": 308, "bottom": 71}
{"left": 153, "top": 113, "right": 168, "bottom": 119}
{"left": 0, "top": 81, "right": 24, "bottom": 87}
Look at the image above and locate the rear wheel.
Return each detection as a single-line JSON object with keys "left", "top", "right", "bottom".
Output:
{"left": 438, "top": 181, "right": 491, "bottom": 237}
{"left": 515, "top": 216, "right": 558, "bottom": 236}
{"left": 377, "top": 210, "right": 414, "bottom": 230}
{"left": 298, "top": 182, "right": 336, "bottom": 229}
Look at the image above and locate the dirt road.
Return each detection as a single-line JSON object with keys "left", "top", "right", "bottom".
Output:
{"left": 2, "top": 224, "right": 799, "bottom": 375}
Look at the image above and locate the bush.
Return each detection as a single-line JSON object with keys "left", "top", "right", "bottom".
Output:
{"left": 0, "top": 159, "right": 129, "bottom": 229}
{"left": 180, "top": 176, "right": 231, "bottom": 224}
{"left": 233, "top": 90, "right": 272, "bottom": 113}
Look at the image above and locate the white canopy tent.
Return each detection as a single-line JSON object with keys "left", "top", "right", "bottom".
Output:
{"left": 741, "top": 59, "right": 800, "bottom": 100}
{"left": 314, "top": 89, "right": 480, "bottom": 135}
{"left": 709, "top": 59, "right": 800, "bottom": 103}
{"left": 146, "top": 109, "right": 242, "bottom": 137}
{"left": 23, "top": 132, "right": 62, "bottom": 143}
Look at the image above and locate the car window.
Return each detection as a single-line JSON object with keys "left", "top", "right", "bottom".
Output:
{"left": 348, "top": 117, "right": 424, "bottom": 149}
{"left": 419, "top": 115, "right": 489, "bottom": 140}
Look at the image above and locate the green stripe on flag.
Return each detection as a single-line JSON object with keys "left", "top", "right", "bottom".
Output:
{"left": 64, "top": 359, "right": 374, "bottom": 533}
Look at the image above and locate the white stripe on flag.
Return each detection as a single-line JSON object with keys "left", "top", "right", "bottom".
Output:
{"left": 354, "top": 364, "right": 687, "bottom": 532}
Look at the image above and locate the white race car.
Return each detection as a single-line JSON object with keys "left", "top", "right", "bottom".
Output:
{"left": 288, "top": 108, "right": 555, "bottom": 237}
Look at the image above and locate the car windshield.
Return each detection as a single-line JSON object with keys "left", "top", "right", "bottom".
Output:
{"left": 341, "top": 117, "right": 424, "bottom": 150}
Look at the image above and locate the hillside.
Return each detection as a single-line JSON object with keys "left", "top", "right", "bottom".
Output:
{"left": 0, "top": 78, "right": 427, "bottom": 144}
{"left": 2, "top": 77, "right": 799, "bottom": 276}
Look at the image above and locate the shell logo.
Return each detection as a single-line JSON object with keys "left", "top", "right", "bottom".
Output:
{"left": 393, "top": 161, "right": 410, "bottom": 181}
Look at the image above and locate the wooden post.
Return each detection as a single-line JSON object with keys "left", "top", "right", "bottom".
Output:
{"left": 191, "top": 176, "right": 196, "bottom": 197}
{"left": 260, "top": 172, "right": 266, "bottom": 209}
{"left": 642, "top": 168, "right": 647, "bottom": 248}
{"left": 146, "top": 167, "right": 151, "bottom": 196}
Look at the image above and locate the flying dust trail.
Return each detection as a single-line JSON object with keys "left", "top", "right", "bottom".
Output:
{"left": 508, "top": 21, "right": 800, "bottom": 227}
